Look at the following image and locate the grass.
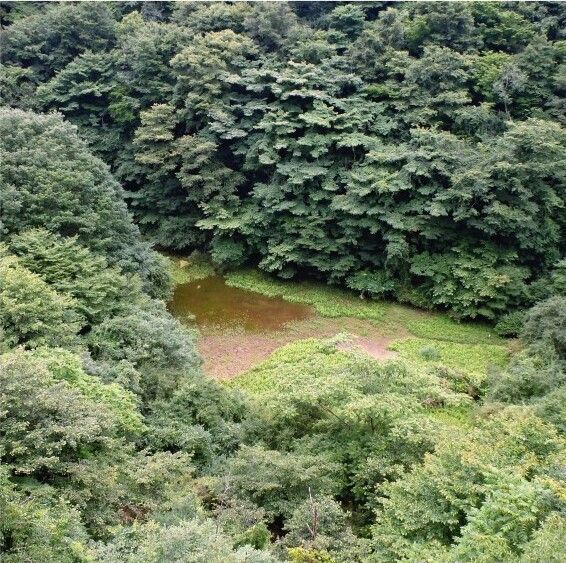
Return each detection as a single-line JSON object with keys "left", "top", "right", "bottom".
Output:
{"left": 228, "top": 338, "right": 353, "bottom": 395}
{"left": 224, "top": 270, "right": 503, "bottom": 347}
{"left": 167, "top": 253, "right": 216, "bottom": 285}
{"left": 405, "top": 314, "right": 503, "bottom": 345}
{"left": 426, "top": 404, "right": 475, "bottom": 428}
{"left": 388, "top": 337, "right": 509, "bottom": 381}
{"left": 225, "top": 269, "right": 386, "bottom": 322}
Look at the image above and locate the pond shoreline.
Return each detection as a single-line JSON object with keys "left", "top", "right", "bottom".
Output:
{"left": 166, "top": 255, "right": 510, "bottom": 380}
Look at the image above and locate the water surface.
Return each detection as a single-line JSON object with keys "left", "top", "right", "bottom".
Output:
{"left": 168, "top": 275, "right": 312, "bottom": 332}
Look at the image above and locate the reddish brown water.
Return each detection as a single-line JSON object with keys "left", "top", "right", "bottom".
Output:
{"left": 168, "top": 275, "right": 312, "bottom": 332}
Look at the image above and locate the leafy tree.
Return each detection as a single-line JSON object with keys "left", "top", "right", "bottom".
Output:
{"left": 143, "top": 375, "right": 248, "bottom": 468}
{"left": 8, "top": 228, "right": 142, "bottom": 326}
{"left": 522, "top": 296, "right": 566, "bottom": 358}
{"left": 0, "top": 465, "right": 92, "bottom": 563}
{"left": 221, "top": 445, "right": 341, "bottom": 521}
{"left": 370, "top": 408, "right": 564, "bottom": 561}
{"left": 520, "top": 513, "right": 566, "bottom": 562}
{"left": 410, "top": 244, "right": 528, "bottom": 319}
{"left": 0, "top": 348, "right": 120, "bottom": 476}
{"left": 1, "top": 2, "right": 116, "bottom": 101}
{"left": 471, "top": 3, "right": 537, "bottom": 53}
{"left": 0, "top": 108, "right": 168, "bottom": 298}
{"left": 34, "top": 50, "right": 122, "bottom": 161}
{"left": 94, "top": 517, "right": 277, "bottom": 563}
{"left": 88, "top": 301, "right": 199, "bottom": 373}
{"left": 5, "top": 3, "right": 564, "bottom": 320}
{"left": 0, "top": 254, "right": 81, "bottom": 349}
{"left": 242, "top": 2, "right": 300, "bottom": 52}
{"left": 283, "top": 494, "right": 363, "bottom": 558}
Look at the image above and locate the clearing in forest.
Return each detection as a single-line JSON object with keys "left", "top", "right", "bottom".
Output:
{"left": 167, "top": 256, "right": 511, "bottom": 380}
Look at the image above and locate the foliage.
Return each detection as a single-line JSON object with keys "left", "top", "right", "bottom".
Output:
{"left": 230, "top": 338, "right": 472, "bottom": 531}
{"left": 2, "top": 3, "right": 565, "bottom": 560}
{"left": 226, "top": 270, "right": 385, "bottom": 322}
{"left": 521, "top": 296, "right": 566, "bottom": 358}
{"left": 495, "top": 310, "right": 526, "bottom": 337}
{"left": 88, "top": 302, "right": 199, "bottom": 372}
{"left": 94, "top": 518, "right": 277, "bottom": 562}
{"left": 389, "top": 337, "right": 509, "bottom": 383}
{"left": 8, "top": 228, "right": 143, "bottom": 325}
{"left": 488, "top": 297, "right": 566, "bottom": 432}
{"left": 282, "top": 495, "right": 365, "bottom": 558}
{"left": 0, "top": 465, "right": 92, "bottom": 563}
{"left": 0, "top": 108, "right": 168, "bottom": 297}
{"left": 346, "top": 270, "right": 395, "bottom": 299}
{"left": 0, "top": 254, "right": 81, "bottom": 349}
{"left": 5, "top": 2, "right": 565, "bottom": 320}
{"left": 0, "top": 348, "right": 120, "bottom": 476}
{"left": 31, "top": 347, "right": 144, "bottom": 437}
{"left": 370, "top": 407, "right": 565, "bottom": 561}
{"left": 410, "top": 244, "right": 529, "bottom": 320}
{"left": 143, "top": 374, "right": 248, "bottom": 468}
{"left": 220, "top": 445, "right": 342, "bottom": 521}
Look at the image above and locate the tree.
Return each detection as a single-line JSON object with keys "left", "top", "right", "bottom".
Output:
{"left": 8, "top": 229, "right": 143, "bottom": 326}
{"left": 143, "top": 375, "right": 248, "bottom": 469}
{"left": 94, "top": 518, "right": 277, "bottom": 563}
{"left": 0, "top": 348, "right": 120, "bottom": 476}
{"left": 522, "top": 296, "right": 566, "bottom": 358}
{"left": 0, "top": 465, "right": 92, "bottom": 563}
{"left": 222, "top": 446, "right": 341, "bottom": 521}
{"left": 370, "top": 408, "right": 564, "bottom": 561}
{"left": 1, "top": 2, "right": 116, "bottom": 105}
{"left": 0, "top": 108, "right": 168, "bottom": 298}
{"left": 0, "top": 254, "right": 81, "bottom": 349}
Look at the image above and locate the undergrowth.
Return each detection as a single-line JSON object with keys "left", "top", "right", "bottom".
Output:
{"left": 388, "top": 337, "right": 509, "bottom": 381}
{"left": 229, "top": 338, "right": 353, "bottom": 394}
{"left": 168, "top": 253, "right": 216, "bottom": 285}
{"left": 225, "top": 269, "right": 386, "bottom": 322}
{"left": 406, "top": 315, "right": 503, "bottom": 345}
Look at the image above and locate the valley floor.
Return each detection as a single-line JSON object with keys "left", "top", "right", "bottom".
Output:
{"left": 167, "top": 255, "right": 512, "bottom": 381}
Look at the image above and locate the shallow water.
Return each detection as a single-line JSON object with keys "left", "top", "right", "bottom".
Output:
{"left": 168, "top": 275, "right": 312, "bottom": 332}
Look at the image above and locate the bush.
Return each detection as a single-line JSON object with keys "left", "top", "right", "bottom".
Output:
{"left": 522, "top": 296, "right": 566, "bottom": 359}
{"left": 494, "top": 310, "right": 525, "bottom": 337}
{"left": 345, "top": 270, "right": 395, "bottom": 299}
{"left": 419, "top": 345, "right": 440, "bottom": 360}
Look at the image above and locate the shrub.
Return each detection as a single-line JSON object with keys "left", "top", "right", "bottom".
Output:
{"left": 522, "top": 296, "right": 566, "bottom": 359}
{"left": 494, "top": 310, "right": 525, "bottom": 337}
{"left": 419, "top": 345, "right": 440, "bottom": 360}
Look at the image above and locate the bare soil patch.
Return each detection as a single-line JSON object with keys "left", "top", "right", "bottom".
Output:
{"left": 199, "top": 316, "right": 400, "bottom": 379}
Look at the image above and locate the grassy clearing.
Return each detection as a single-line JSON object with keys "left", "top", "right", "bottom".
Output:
{"left": 230, "top": 337, "right": 477, "bottom": 433}
{"left": 167, "top": 253, "right": 216, "bottom": 285}
{"left": 228, "top": 338, "right": 353, "bottom": 394}
{"left": 225, "top": 269, "right": 386, "bottom": 322}
{"left": 405, "top": 315, "right": 503, "bottom": 345}
{"left": 388, "top": 337, "right": 509, "bottom": 381}
{"left": 224, "top": 270, "right": 503, "bottom": 347}
{"left": 166, "top": 259, "right": 512, "bottom": 386}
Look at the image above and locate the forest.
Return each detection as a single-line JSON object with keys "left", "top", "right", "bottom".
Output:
{"left": 0, "top": 1, "right": 565, "bottom": 562}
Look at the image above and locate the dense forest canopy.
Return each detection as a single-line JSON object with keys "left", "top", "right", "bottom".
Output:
{"left": 0, "top": 2, "right": 565, "bottom": 562}
{"left": 2, "top": 0, "right": 565, "bottom": 320}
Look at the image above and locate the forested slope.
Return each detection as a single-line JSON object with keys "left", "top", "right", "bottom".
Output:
{"left": 0, "top": 2, "right": 565, "bottom": 562}
{"left": 2, "top": 0, "right": 565, "bottom": 320}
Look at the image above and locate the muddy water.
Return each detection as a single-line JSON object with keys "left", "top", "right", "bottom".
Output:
{"left": 168, "top": 275, "right": 312, "bottom": 332}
